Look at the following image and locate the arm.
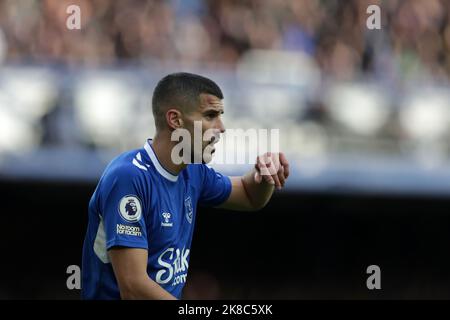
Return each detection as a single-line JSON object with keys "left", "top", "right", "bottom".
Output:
{"left": 109, "top": 247, "right": 176, "bottom": 300}
{"left": 218, "top": 152, "right": 290, "bottom": 211}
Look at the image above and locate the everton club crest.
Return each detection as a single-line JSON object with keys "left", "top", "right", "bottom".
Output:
{"left": 185, "top": 196, "right": 193, "bottom": 224}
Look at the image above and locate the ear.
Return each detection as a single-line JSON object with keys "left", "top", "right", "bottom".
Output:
{"left": 166, "top": 109, "right": 184, "bottom": 130}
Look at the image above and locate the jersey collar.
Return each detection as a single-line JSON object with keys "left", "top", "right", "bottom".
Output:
{"left": 144, "top": 139, "right": 179, "bottom": 182}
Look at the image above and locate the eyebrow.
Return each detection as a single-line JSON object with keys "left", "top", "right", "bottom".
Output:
{"left": 202, "top": 109, "right": 224, "bottom": 114}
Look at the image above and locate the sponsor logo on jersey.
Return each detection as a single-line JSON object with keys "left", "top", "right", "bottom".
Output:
{"left": 155, "top": 247, "right": 190, "bottom": 287}
{"left": 161, "top": 212, "right": 173, "bottom": 227}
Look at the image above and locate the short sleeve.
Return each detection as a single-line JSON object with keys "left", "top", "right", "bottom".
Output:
{"left": 98, "top": 166, "right": 149, "bottom": 250}
{"left": 198, "top": 165, "right": 232, "bottom": 207}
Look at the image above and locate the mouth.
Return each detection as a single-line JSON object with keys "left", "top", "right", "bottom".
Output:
{"left": 203, "top": 134, "right": 220, "bottom": 155}
{"left": 210, "top": 134, "right": 220, "bottom": 145}
{"left": 205, "top": 142, "right": 216, "bottom": 156}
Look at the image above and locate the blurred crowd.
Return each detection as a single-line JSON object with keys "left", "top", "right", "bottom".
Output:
{"left": 1, "top": 0, "right": 450, "bottom": 167}
{"left": 0, "top": 0, "right": 450, "bottom": 81}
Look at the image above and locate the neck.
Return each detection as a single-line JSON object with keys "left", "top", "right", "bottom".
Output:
{"left": 151, "top": 131, "right": 188, "bottom": 175}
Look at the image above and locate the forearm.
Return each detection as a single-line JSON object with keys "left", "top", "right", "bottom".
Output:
{"left": 241, "top": 168, "right": 275, "bottom": 210}
{"left": 119, "top": 274, "right": 177, "bottom": 300}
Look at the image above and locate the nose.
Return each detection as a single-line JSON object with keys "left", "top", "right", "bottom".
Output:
{"left": 217, "top": 118, "right": 226, "bottom": 134}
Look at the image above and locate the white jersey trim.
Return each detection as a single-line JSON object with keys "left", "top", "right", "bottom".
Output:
{"left": 144, "top": 140, "right": 178, "bottom": 182}
{"left": 93, "top": 217, "right": 110, "bottom": 264}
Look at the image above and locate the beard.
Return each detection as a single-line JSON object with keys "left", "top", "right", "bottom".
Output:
{"left": 202, "top": 145, "right": 216, "bottom": 164}
{"left": 188, "top": 137, "right": 217, "bottom": 164}
{"left": 189, "top": 143, "right": 215, "bottom": 164}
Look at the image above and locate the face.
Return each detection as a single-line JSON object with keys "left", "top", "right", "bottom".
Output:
{"left": 183, "top": 93, "right": 226, "bottom": 163}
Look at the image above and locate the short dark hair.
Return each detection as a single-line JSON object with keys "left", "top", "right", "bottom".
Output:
{"left": 152, "top": 72, "right": 224, "bottom": 130}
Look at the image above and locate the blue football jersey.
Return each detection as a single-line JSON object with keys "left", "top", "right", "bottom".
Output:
{"left": 81, "top": 139, "right": 232, "bottom": 299}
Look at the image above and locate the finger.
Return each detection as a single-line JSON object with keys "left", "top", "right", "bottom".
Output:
{"left": 261, "top": 155, "right": 281, "bottom": 187}
{"left": 271, "top": 170, "right": 282, "bottom": 189}
{"left": 258, "top": 162, "right": 275, "bottom": 185}
{"left": 278, "top": 165, "right": 286, "bottom": 187}
{"left": 260, "top": 165, "right": 275, "bottom": 185}
{"left": 261, "top": 152, "right": 275, "bottom": 167}
{"left": 254, "top": 170, "right": 262, "bottom": 184}
{"left": 257, "top": 157, "right": 272, "bottom": 177}
{"left": 265, "top": 155, "right": 279, "bottom": 176}
{"left": 279, "top": 152, "right": 290, "bottom": 179}
{"left": 263, "top": 173, "right": 275, "bottom": 185}
{"left": 258, "top": 154, "right": 281, "bottom": 188}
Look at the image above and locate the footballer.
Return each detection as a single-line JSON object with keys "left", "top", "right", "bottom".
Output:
{"left": 81, "top": 72, "right": 289, "bottom": 299}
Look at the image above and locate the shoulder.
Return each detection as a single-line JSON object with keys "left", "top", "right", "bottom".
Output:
{"left": 101, "top": 149, "right": 148, "bottom": 185}
{"left": 185, "top": 164, "right": 207, "bottom": 179}
{"left": 185, "top": 164, "right": 227, "bottom": 183}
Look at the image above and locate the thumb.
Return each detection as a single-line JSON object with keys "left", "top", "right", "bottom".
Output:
{"left": 254, "top": 170, "right": 262, "bottom": 184}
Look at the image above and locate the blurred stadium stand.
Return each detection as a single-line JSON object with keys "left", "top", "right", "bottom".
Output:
{"left": 1, "top": 0, "right": 450, "bottom": 194}
{"left": 1, "top": 0, "right": 450, "bottom": 299}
